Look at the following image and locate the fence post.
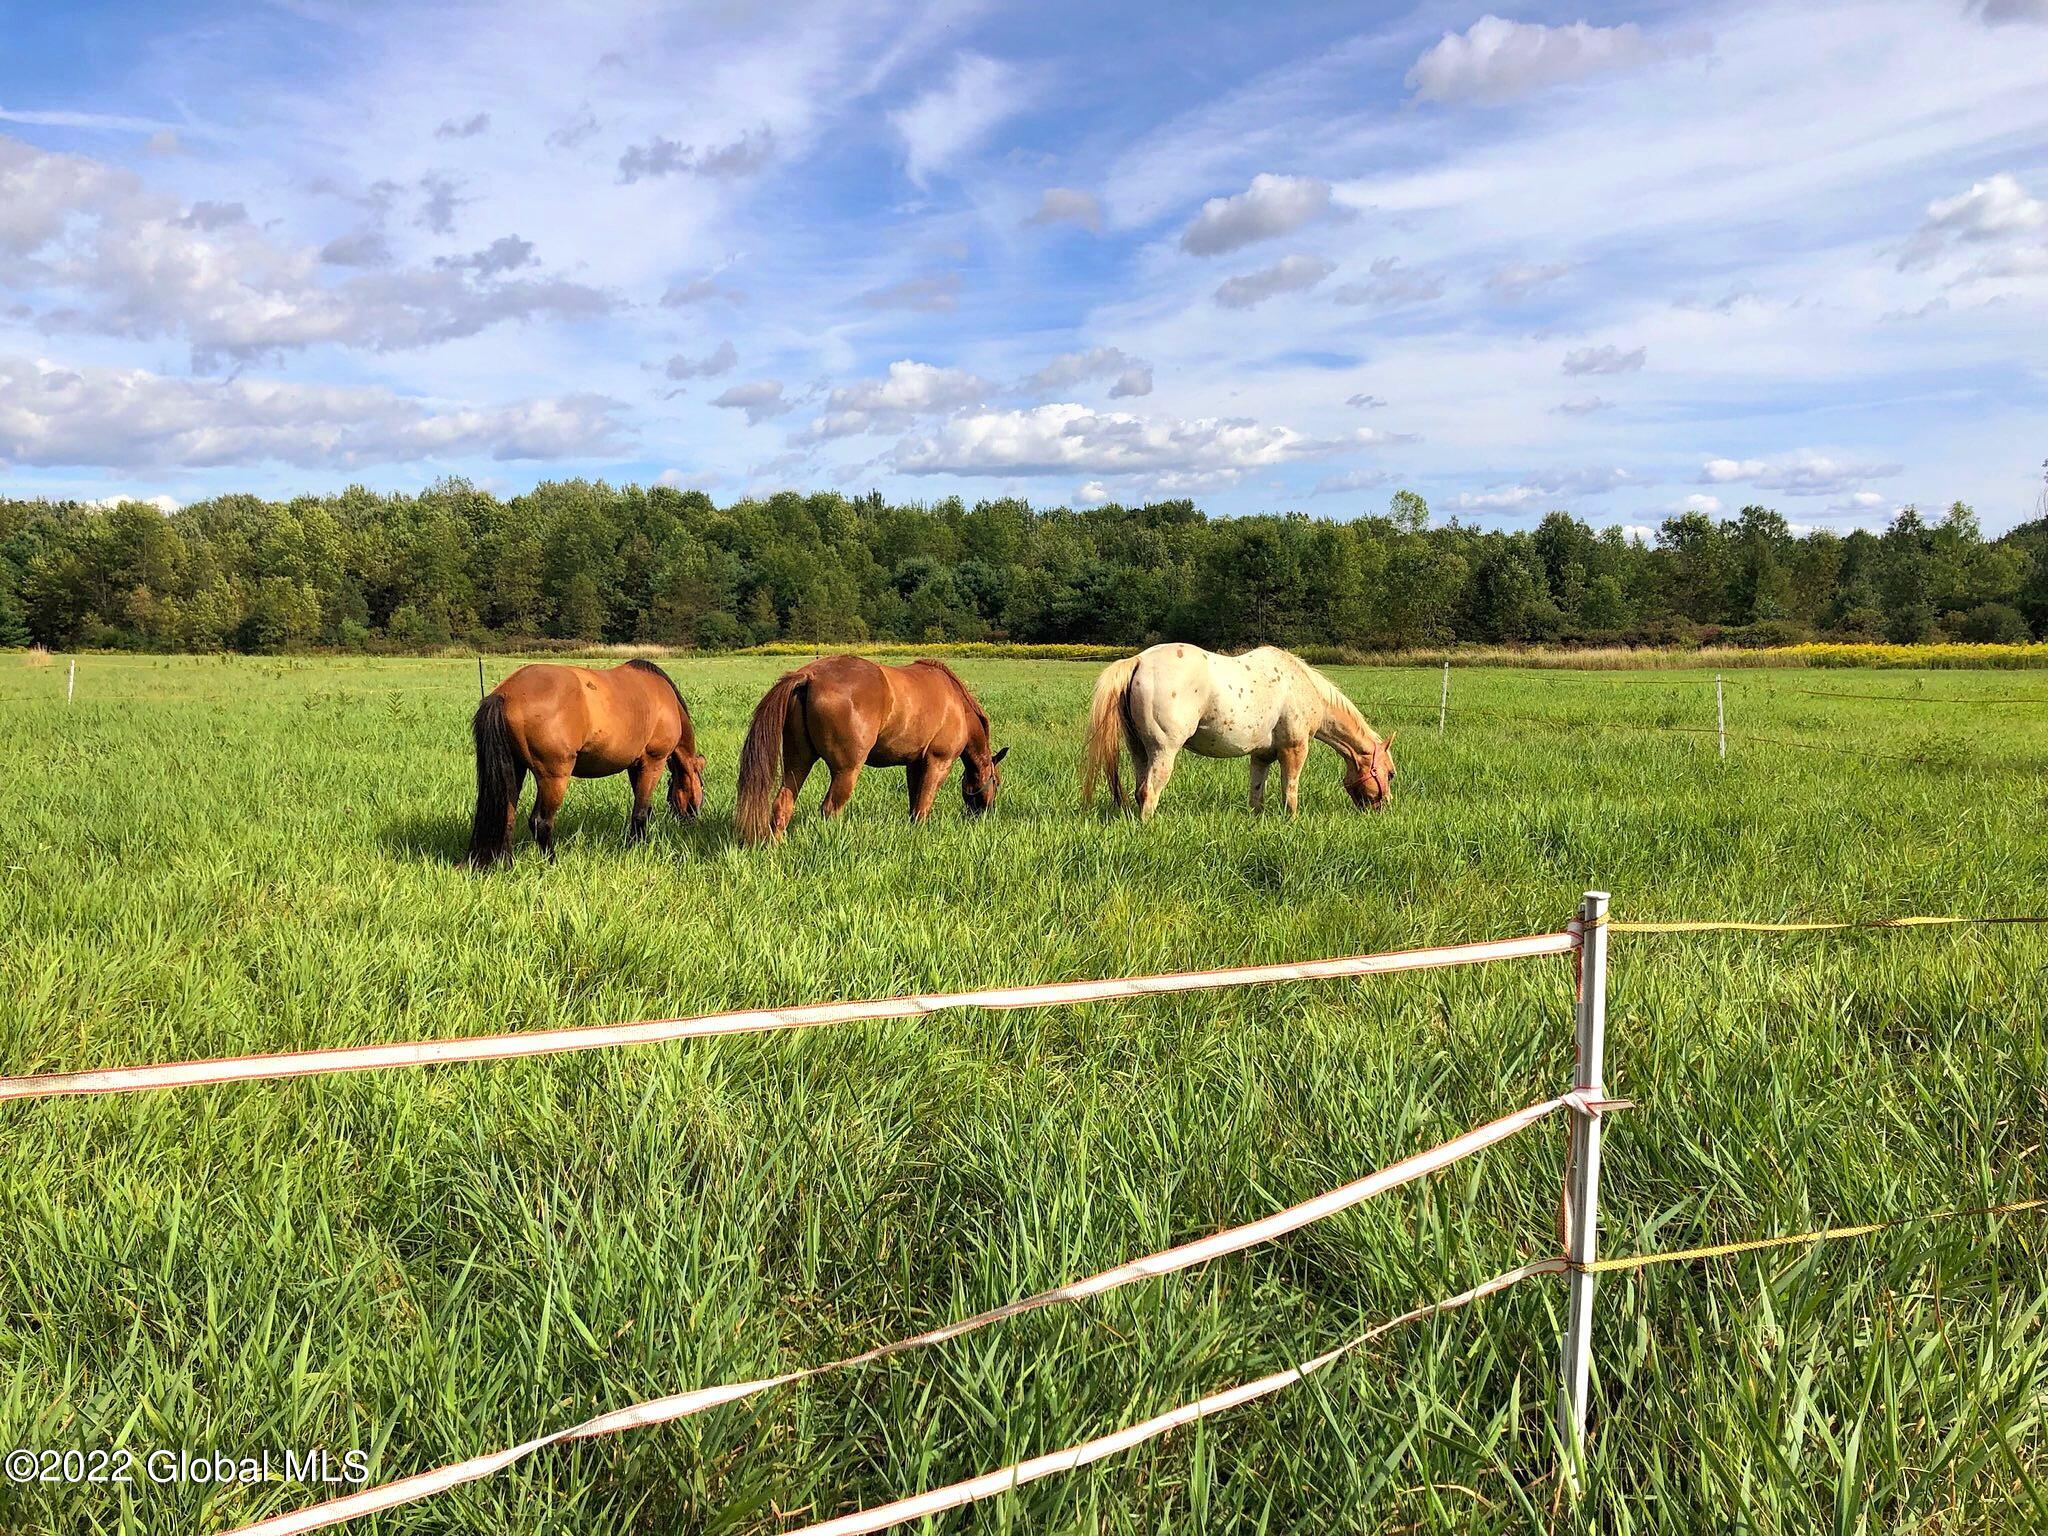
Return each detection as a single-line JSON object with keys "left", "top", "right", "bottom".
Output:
{"left": 1558, "top": 889, "right": 1611, "bottom": 1488}
{"left": 478, "top": 656, "right": 486, "bottom": 700}
{"left": 1715, "top": 674, "right": 1726, "bottom": 762}
{"left": 67, "top": 658, "right": 76, "bottom": 703}
{"left": 1438, "top": 659, "right": 1449, "bottom": 735}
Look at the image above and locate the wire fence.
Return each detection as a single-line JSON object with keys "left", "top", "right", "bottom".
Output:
{"left": 2, "top": 897, "right": 2040, "bottom": 1534}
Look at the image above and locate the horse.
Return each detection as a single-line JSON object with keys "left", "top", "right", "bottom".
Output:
{"left": 1082, "top": 643, "right": 1395, "bottom": 819}
{"left": 466, "top": 658, "right": 706, "bottom": 867}
{"left": 735, "top": 655, "right": 1007, "bottom": 844}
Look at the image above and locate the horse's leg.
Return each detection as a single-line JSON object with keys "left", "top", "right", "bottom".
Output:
{"left": 906, "top": 755, "right": 947, "bottom": 821}
{"left": 820, "top": 761, "right": 863, "bottom": 818}
{"left": 1248, "top": 753, "right": 1274, "bottom": 813}
{"left": 530, "top": 771, "right": 570, "bottom": 861}
{"left": 773, "top": 749, "right": 815, "bottom": 837}
{"left": 1279, "top": 742, "right": 1309, "bottom": 816}
{"left": 625, "top": 756, "right": 661, "bottom": 845}
{"left": 1136, "top": 744, "right": 1180, "bottom": 821}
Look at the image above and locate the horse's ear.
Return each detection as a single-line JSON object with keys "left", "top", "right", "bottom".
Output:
{"left": 991, "top": 745, "right": 1009, "bottom": 765}
{"left": 1385, "top": 731, "right": 1398, "bottom": 747}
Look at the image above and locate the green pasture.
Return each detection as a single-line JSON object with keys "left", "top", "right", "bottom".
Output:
{"left": 0, "top": 652, "right": 2044, "bottom": 1535}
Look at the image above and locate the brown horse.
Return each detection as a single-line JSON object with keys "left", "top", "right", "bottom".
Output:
{"left": 467, "top": 658, "right": 706, "bottom": 867}
{"left": 735, "top": 656, "right": 1007, "bottom": 844}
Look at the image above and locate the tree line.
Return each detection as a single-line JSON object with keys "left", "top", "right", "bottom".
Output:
{"left": 3, "top": 481, "right": 2044, "bottom": 655}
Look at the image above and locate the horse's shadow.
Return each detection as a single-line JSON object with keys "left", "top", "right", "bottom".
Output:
{"left": 377, "top": 808, "right": 739, "bottom": 865}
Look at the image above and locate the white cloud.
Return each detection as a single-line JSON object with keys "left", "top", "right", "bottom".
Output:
{"left": 1312, "top": 468, "right": 1392, "bottom": 495}
{"left": 0, "top": 355, "right": 628, "bottom": 468}
{"left": 1180, "top": 173, "right": 1332, "bottom": 256}
{"left": 1968, "top": 0, "right": 2048, "bottom": 22}
{"left": 319, "top": 230, "right": 391, "bottom": 267}
{"left": 85, "top": 493, "right": 181, "bottom": 513}
{"left": 1025, "top": 346, "right": 1152, "bottom": 397}
{"left": 1826, "top": 489, "right": 1893, "bottom": 514}
{"left": 889, "top": 53, "right": 1026, "bottom": 186}
{"left": 892, "top": 402, "right": 1361, "bottom": 479}
{"left": 435, "top": 112, "right": 491, "bottom": 140}
{"left": 1025, "top": 187, "right": 1101, "bottom": 232}
{"left": 1669, "top": 493, "right": 1723, "bottom": 515}
{"left": 435, "top": 235, "right": 536, "bottom": 276}
{"left": 1561, "top": 344, "right": 1647, "bottom": 375}
{"left": 710, "top": 379, "right": 792, "bottom": 424}
{"left": 859, "top": 273, "right": 961, "bottom": 312}
{"left": 665, "top": 340, "right": 738, "bottom": 380}
{"left": 617, "top": 128, "right": 774, "bottom": 184}
{"left": 1487, "top": 261, "right": 1570, "bottom": 298}
{"left": 1406, "top": 16, "right": 1694, "bottom": 106}
{"left": 1333, "top": 257, "right": 1443, "bottom": 308}
{"left": 0, "top": 135, "right": 609, "bottom": 364}
{"left": 1345, "top": 393, "right": 1386, "bottom": 409}
{"left": 1897, "top": 172, "right": 2046, "bottom": 270}
{"left": 826, "top": 360, "right": 988, "bottom": 418}
{"left": 1215, "top": 253, "right": 1333, "bottom": 309}
{"left": 1075, "top": 479, "right": 1111, "bottom": 506}
{"left": 661, "top": 274, "right": 743, "bottom": 307}
{"left": 1699, "top": 452, "right": 1903, "bottom": 495}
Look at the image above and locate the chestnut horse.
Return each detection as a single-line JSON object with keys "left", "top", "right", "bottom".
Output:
{"left": 1082, "top": 643, "right": 1395, "bottom": 819}
{"left": 735, "top": 656, "right": 1007, "bottom": 844}
{"left": 467, "top": 658, "right": 706, "bottom": 867}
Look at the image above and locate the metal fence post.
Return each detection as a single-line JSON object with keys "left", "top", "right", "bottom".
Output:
{"left": 1438, "top": 659, "right": 1449, "bottom": 735}
{"left": 1558, "top": 889, "right": 1610, "bottom": 1486}
{"left": 1715, "top": 674, "right": 1726, "bottom": 762}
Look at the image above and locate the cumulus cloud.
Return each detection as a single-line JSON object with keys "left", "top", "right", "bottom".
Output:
{"left": 1826, "top": 489, "right": 1894, "bottom": 515}
{"left": 1215, "top": 253, "right": 1333, "bottom": 309}
{"left": 710, "top": 379, "right": 792, "bottom": 424}
{"left": 1312, "top": 468, "right": 1393, "bottom": 496}
{"left": 1452, "top": 466, "right": 1632, "bottom": 510}
{"left": 1698, "top": 452, "right": 1903, "bottom": 495}
{"left": 415, "top": 173, "right": 465, "bottom": 234}
{"left": 664, "top": 340, "right": 738, "bottom": 380}
{"left": 859, "top": 273, "right": 961, "bottom": 312}
{"left": 434, "top": 234, "right": 536, "bottom": 276}
{"left": 0, "top": 355, "right": 628, "bottom": 469}
{"left": 435, "top": 112, "right": 491, "bottom": 140}
{"left": 1180, "top": 174, "right": 1332, "bottom": 256}
{"left": 1670, "top": 493, "right": 1723, "bottom": 516}
{"left": 794, "top": 361, "right": 989, "bottom": 442}
{"left": 1561, "top": 344, "right": 1646, "bottom": 375}
{"left": 618, "top": 127, "right": 774, "bottom": 184}
{"left": 0, "top": 136, "right": 612, "bottom": 364}
{"left": 178, "top": 200, "right": 247, "bottom": 231}
{"left": 890, "top": 53, "right": 1026, "bottom": 185}
{"left": 318, "top": 230, "right": 390, "bottom": 267}
{"left": 1554, "top": 395, "right": 1613, "bottom": 415}
{"left": 1897, "top": 172, "right": 2046, "bottom": 270}
{"left": 1487, "top": 261, "right": 1570, "bottom": 298}
{"left": 1333, "top": 257, "right": 1443, "bottom": 307}
{"left": 1407, "top": 16, "right": 1697, "bottom": 106}
{"left": 1968, "top": 0, "right": 2048, "bottom": 20}
{"left": 891, "top": 402, "right": 1365, "bottom": 480}
{"left": 1025, "top": 187, "right": 1101, "bottom": 231}
{"left": 1025, "top": 346, "right": 1151, "bottom": 397}
{"left": 661, "top": 274, "right": 743, "bottom": 307}
{"left": 1075, "top": 480, "right": 1112, "bottom": 506}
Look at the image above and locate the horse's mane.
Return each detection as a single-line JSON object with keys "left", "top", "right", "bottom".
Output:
{"left": 623, "top": 656, "right": 687, "bottom": 713}
{"left": 1275, "top": 650, "right": 1381, "bottom": 748}
{"left": 908, "top": 657, "right": 991, "bottom": 734}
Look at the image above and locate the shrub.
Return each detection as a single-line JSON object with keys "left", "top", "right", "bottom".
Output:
{"left": 1955, "top": 603, "right": 2032, "bottom": 644}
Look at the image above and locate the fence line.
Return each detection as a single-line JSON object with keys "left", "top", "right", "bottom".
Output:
{"left": 224, "top": 1093, "right": 1586, "bottom": 1536}
{"left": 0, "top": 930, "right": 1579, "bottom": 1102}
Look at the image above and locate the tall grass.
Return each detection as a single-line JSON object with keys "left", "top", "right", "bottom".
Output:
{"left": 0, "top": 655, "right": 2042, "bottom": 1534}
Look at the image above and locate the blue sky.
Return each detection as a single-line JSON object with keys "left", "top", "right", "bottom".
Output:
{"left": 2, "top": 0, "right": 2046, "bottom": 530}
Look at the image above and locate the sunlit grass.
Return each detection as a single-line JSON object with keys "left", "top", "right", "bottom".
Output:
{"left": 0, "top": 653, "right": 2043, "bottom": 1534}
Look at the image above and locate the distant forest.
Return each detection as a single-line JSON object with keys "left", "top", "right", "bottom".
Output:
{"left": 3, "top": 482, "right": 2045, "bottom": 655}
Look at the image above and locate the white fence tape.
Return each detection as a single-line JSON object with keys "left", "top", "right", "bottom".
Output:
{"left": 784, "top": 1260, "right": 1565, "bottom": 1536}
{"left": 224, "top": 1093, "right": 1581, "bottom": 1536}
{"left": 0, "top": 930, "right": 1578, "bottom": 1102}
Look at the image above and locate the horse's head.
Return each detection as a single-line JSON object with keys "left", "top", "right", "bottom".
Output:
{"left": 963, "top": 745, "right": 1009, "bottom": 816}
{"left": 1343, "top": 733, "right": 1396, "bottom": 810}
{"left": 672, "top": 752, "right": 708, "bottom": 818}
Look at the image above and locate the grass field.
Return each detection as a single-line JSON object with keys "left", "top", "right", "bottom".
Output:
{"left": 1, "top": 652, "right": 2045, "bottom": 1535}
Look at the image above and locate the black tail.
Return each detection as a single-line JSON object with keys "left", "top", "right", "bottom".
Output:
{"left": 467, "top": 693, "right": 521, "bottom": 867}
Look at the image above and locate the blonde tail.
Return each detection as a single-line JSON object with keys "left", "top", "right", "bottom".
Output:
{"left": 1080, "top": 655, "right": 1140, "bottom": 808}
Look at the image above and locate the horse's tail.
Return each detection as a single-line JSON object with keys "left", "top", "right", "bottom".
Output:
{"left": 1081, "top": 655, "right": 1140, "bottom": 809}
{"left": 467, "top": 693, "right": 520, "bottom": 868}
{"left": 736, "top": 670, "right": 804, "bottom": 845}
